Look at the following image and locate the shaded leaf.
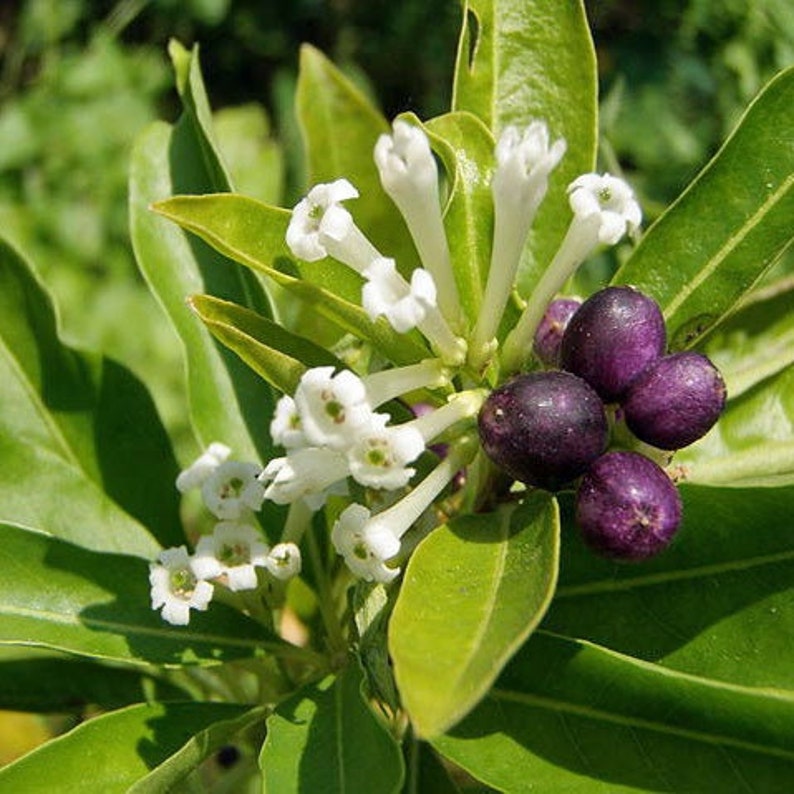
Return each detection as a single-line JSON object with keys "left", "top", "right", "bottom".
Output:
{"left": 433, "top": 632, "right": 794, "bottom": 793}
{"left": 261, "top": 661, "right": 404, "bottom": 793}
{"left": 613, "top": 67, "right": 794, "bottom": 350}
{"left": 0, "top": 701, "right": 250, "bottom": 793}
{"left": 0, "top": 523, "right": 289, "bottom": 667}
{"left": 389, "top": 494, "right": 559, "bottom": 737}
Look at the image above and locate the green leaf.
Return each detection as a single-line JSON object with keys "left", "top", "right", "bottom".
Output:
{"left": 0, "top": 523, "right": 288, "bottom": 666}
{"left": 260, "top": 661, "right": 405, "bottom": 793}
{"left": 389, "top": 493, "right": 559, "bottom": 738}
{"left": 151, "top": 193, "right": 431, "bottom": 366}
{"left": 544, "top": 483, "right": 794, "bottom": 692}
{"left": 675, "top": 366, "right": 794, "bottom": 487}
{"left": 0, "top": 701, "right": 250, "bottom": 793}
{"left": 424, "top": 112, "right": 495, "bottom": 325}
{"left": 128, "top": 705, "right": 267, "bottom": 793}
{"left": 0, "top": 649, "right": 186, "bottom": 712}
{"left": 189, "top": 294, "right": 340, "bottom": 394}
{"left": 452, "top": 0, "right": 598, "bottom": 294}
{"left": 296, "top": 44, "right": 417, "bottom": 273}
{"left": 613, "top": 67, "right": 794, "bottom": 349}
{"left": 432, "top": 632, "right": 794, "bottom": 793}
{"left": 130, "top": 40, "right": 277, "bottom": 463}
{"left": 0, "top": 237, "right": 177, "bottom": 556}
{"left": 700, "top": 277, "right": 794, "bottom": 399}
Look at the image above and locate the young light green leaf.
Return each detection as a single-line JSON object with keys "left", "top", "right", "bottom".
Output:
{"left": 189, "top": 294, "right": 340, "bottom": 394}
{"left": 260, "top": 662, "right": 405, "bottom": 793}
{"left": 0, "top": 238, "right": 177, "bottom": 556}
{"left": 613, "top": 67, "right": 794, "bottom": 349}
{"left": 545, "top": 483, "right": 794, "bottom": 692}
{"left": 452, "top": 0, "right": 598, "bottom": 294}
{"left": 674, "top": 366, "right": 794, "bottom": 487}
{"left": 432, "top": 632, "right": 794, "bottom": 792}
{"left": 151, "top": 193, "right": 431, "bottom": 366}
{"left": 0, "top": 701, "right": 250, "bottom": 793}
{"left": 0, "top": 649, "right": 186, "bottom": 712}
{"left": 0, "top": 523, "right": 289, "bottom": 667}
{"left": 297, "top": 44, "right": 417, "bottom": 271}
{"left": 389, "top": 493, "right": 559, "bottom": 738}
{"left": 425, "top": 111, "right": 495, "bottom": 324}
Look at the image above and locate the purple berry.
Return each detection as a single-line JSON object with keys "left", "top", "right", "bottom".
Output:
{"left": 576, "top": 451, "right": 682, "bottom": 561}
{"left": 478, "top": 371, "right": 608, "bottom": 491}
{"left": 533, "top": 298, "right": 582, "bottom": 367}
{"left": 623, "top": 352, "right": 726, "bottom": 450}
{"left": 560, "top": 286, "right": 666, "bottom": 402}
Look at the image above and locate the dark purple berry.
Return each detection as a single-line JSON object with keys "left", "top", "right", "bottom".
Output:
{"left": 478, "top": 371, "right": 608, "bottom": 491}
{"left": 533, "top": 298, "right": 582, "bottom": 367}
{"left": 622, "top": 352, "right": 726, "bottom": 450}
{"left": 576, "top": 451, "right": 682, "bottom": 561}
{"left": 560, "top": 286, "right": 666, "bottom": 402}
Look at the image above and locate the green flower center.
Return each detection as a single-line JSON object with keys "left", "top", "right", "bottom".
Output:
{"left": 218, "top": 541, "right": 250, "bottom": 567}
{"left": 169, "top": 567, "right": 197, "bottom": 599}
{"left": 325, "top": 399, "right": 346, "bottom": 424}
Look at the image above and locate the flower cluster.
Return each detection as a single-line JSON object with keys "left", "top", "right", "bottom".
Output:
{"left": 149, "top": 444, "right": 301, "bottom": 625}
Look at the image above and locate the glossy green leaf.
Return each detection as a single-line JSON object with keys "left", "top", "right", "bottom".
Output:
{"left": 0, "top": 701, "right": 249, "bottom": 793}
{"left": 389, "top": 493, "right": 559, "bottom": 738}
{"left": 189, "top": 294, "right": 340, "bottom": 394}
{"left": 544, "top": 483, "right": 794, "bottom": 691}
{"left": 128, "top": 705, "right": 267, "bottom": 793}
{"left": 425, "top": 112, "right": 495, "bottom": 325}
{"left": 0, "top": 523, "right": 288, "bottom": 666}
{"left": 0, "top": 649, "right": 186, "bottom": 712}
{"left": 0, "top": 238, "right": 177, "bottom": 556}
{"left": 674, "top": 365, "right": 794, "bottom": 487}
{"left": 700, "top": 277, "right": 794, "bottom": 399}
{"left": 260, "top": 662, "right": 404, "bottom": 793}
{"left": 432, "top": 632, "right": 794, "bottom": 793}
{"left": 152, "top": 193, "right": 431, "bottom": 366}
{"left": 296, "top": 44, "right": 417, "bottom": 274}
{"left": 613, "top": 67, "right": 794, "bottom": 350}
{"left": 452, "top": 0, "right": 598, "bottom": 294}
{"left": 129, "top": 45, "right": 276, "bottom": 462}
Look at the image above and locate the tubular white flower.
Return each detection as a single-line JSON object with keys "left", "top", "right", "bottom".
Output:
{"left": 362, "top": 257, "right": 436, "bottom": 333}
{"left": 406, "top": 390, "right": 486, "bottom": 444}
{"left": 176, "top": 442, "right": 231, "bottom": 493}
{"left": 265, "top": 542, "right": 302, "bottom": 581}
{"left": 363, "top": 359, "right": 450, "bottom": 408}
{"left": 286, "top": 179, "right": 381, "bottom": 272}
{"left": 346, "top": 414, "right": 425, "bottom": 490}
{"left": 469, "top": 123, "right": 566, "bottom": 370}
{"left": 201, "top": 460, "right": 265, "bottom": 520}
{"left": 293, "top": 366, "right": 374, "bottom": 450}
{"left": 192, "top": 522, "right": 270, "bottom": 592}
{"left": 374, "top": 120, "right": 462, "bottom": 326}
{"left": 260, "top": 447, "right": 349, "bottom": 506}
{"left": 331, "top": 503, "right": 401, "bottom": 583}
{"left": 270, "top": 395, "right": 307, "bottom": 450}
{"left": 501, "top": 173, "right": 642, "bottom": 374}
{"left": 149, "top": 546, "right": 213, "bottom": 626}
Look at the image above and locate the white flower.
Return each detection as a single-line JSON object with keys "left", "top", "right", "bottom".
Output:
{"left": 265, "top": 542, "right": 302, "bottom": 581}
{"left": 331, "top": 504, "right": 401, "bottom": 583}
{"left": 293, "top": 366, "right": 374, "bottom": 450}
{"left": 286, "top": 179, "right": 381, "bottom": 273}
{"left": 149, "top": 546, "right": 213, "bottom": 626}
{"left": 192, "top": 522, "right": 270, "bottom": 592}
{"left": 568, "top": 172, "right": 642, "bottom": 245}
{"left": 346, "top": 415, "right": 425, "bottom": 490}
{"left": 270, "top": 395, "right": 307, "bottom": 449}
{"left": 374, "top": 119, "right": 437, "bottom": 197}
{"left": 176, "top": 442, "right": 231, "bottom": 493}
{"left": 260, "top": 447, "right": 349, "bottom": 506}
{"left": 286, "top": 179, "right": 359, "bottom": 261}
{"left": 362, "top": 257, "right": 437, "bottom": 333}
{"left": 201, "top": 460, "right": 266, "bottom": 520}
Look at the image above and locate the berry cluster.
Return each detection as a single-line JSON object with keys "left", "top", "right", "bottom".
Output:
{"left": 478, "top": 285, "right": 726, "bottom": 561}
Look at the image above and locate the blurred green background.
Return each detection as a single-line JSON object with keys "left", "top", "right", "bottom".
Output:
{"left": 0, "top": 0, "right": 792, "bottom": 766}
